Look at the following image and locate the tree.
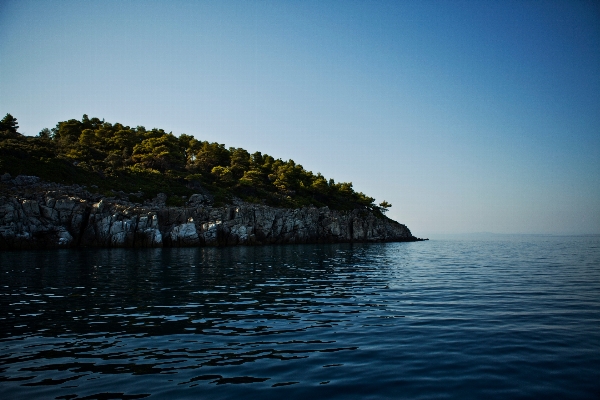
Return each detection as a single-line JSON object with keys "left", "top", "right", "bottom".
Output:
{"left": 379, "top": 200, "right": 392, "bottom": 213}
{"left": 310, "top": 173, "right": 329, "bottom": 193}
{"left": 239, "top": 170, "right": 265, "bottom": 186}
{"left": 211, "top": 165, "right": 234, "bottom": 184}
{"left": 78, "top": 129, "right": 97, "bottom": 147}
{"left": 0, "top": 113, "right": 19, "bottom": 135}
{"left": 178, "top": 133, "right": 196, "bottom": 163}
{"left": 56, "top": 119, "right": 84, "bottom": 144}
{"left": 189, "top": 142, "right": 230, "bottom": 173}
{"left": 38, "top": 128, "right": 52, "bottom": 139}
{"left": 251, "top": 151, "right": 264, "bottom": 167}
{"left": 229, "top": 147, "right": 251, "bottom": 178}
{"left": 132, "top": 135, "right": 185, "bottom": 171}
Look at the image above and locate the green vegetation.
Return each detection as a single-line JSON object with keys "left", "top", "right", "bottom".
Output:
{"left": 379, "top": 200, "right": 392, "bottom": 213}
{"left": 0, "top": 113, "right": 389, "bottom": 213}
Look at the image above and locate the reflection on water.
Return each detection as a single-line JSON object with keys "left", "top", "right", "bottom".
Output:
{"left": 1, "top": 238, "right": 599, "bottom": 399}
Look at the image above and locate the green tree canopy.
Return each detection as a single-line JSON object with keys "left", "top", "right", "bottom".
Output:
{"left": 379, "top": 200, "right": 392, "bottom": 213}
{"left": 0, "top": 113, "right": 20, "bottom": 137}
{"left": 0, "top": 114, "right": 393, "bottom": 213}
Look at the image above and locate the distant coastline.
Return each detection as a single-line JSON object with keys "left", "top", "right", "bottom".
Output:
{"left": 423, "top": 232, "right": 598, "bottom": 241}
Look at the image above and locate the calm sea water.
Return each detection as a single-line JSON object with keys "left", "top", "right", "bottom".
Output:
{"left": 1, "top": 236, "right": 599, "bottom": 399}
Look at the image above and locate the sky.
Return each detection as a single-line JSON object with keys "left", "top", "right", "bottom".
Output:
{"left": 1, "top": 0, "right": 599, "bottom": 235}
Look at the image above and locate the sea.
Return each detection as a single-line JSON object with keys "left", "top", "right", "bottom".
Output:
{"left": 1, "top": 235, "right": 599, "bottom": 399}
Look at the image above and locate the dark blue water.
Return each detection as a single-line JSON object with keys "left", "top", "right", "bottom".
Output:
{"left": 1, "top": 236, "right": 599, "bottom": 399}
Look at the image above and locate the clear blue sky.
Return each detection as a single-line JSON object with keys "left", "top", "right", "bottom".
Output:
{"left": 1, "top": 0, "right": 599, "bottom": 235}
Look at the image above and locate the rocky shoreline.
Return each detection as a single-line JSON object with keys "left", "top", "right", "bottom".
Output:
{"left": 0, "top": 175, "right": 423, "bottom": 250}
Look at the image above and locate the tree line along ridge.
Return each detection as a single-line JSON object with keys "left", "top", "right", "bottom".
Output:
{"left": 0, "top": 113, "right": 392, "bottom": 214}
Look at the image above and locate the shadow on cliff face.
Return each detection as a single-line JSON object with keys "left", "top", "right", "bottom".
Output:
{"left": 0, "top": 177, "right": 419, "bottom": 250}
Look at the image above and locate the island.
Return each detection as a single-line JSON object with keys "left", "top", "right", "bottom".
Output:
{"left": 0, "top": 114, "right": 424, "bottom": 250}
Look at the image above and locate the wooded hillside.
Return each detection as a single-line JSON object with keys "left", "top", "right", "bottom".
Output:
{"left": 0, "top": 113, "right": 391, "bottom": 213}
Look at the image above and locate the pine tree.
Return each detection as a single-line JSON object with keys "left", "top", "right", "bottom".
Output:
{"left": 0, "top": 113, "right": 19, "bottom": 134}
{"left": 379, "top": 200, "right": 392, "bottom": 213}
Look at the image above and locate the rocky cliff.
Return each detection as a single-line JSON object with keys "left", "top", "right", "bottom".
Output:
{"left": 0, "top": 175, "right": 419, "bottom": 250}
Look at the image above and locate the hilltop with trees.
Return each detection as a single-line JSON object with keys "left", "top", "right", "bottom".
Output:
{"left": 0, "top": 113, "right": 392, "bottom": 214}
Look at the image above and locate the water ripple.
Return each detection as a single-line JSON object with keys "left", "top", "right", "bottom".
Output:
{"left": 1, "top": 237, "right": 599, "bottom": 399}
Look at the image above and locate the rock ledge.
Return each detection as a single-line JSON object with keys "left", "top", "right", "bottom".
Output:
{"left": 0, "top": 175, "right": 420, "bottom": 250}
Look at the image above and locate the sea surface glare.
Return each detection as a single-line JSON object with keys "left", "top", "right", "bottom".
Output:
{"left": 1, "top": 235, "right": 599, "bottom": 399}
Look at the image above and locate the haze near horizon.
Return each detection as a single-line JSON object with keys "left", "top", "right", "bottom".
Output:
{"left": 1, "top": 0, "right": 598, "bottom": 236}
